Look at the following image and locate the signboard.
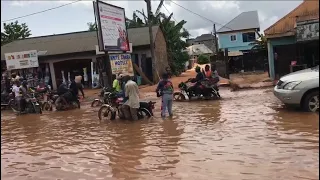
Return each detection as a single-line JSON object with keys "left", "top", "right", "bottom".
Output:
{"left": 296, "top": 20, "right": 319, "bottom": 42}
{"left": 109, "top": 54, "right": 134, "bottom": 76}
{"left": 5, "top": 50, "right": 39, "bottom": 70}
{"left": 94, "top": 0, "right": 129, "bottom": 52}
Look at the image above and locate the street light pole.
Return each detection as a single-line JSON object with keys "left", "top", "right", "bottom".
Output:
{"left": 145, "top": 0, "right": 158, "bottom": 83}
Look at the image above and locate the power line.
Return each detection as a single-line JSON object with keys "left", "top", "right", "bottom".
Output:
{"left": 1, "top": 0, "right": 82, "bottom": 23}
{"left": 168, "top": 0, "right": 234, "bottom": 31}
{"left": 162, "top": 4, "right": 178, "bottom": 23}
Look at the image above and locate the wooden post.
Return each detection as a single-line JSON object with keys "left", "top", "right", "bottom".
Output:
{"left": 213, "top": 24, "right": 219, "bottom": 60}
{"left": 224, "top": 48, "right": 229, "bottom": 79}
{"left": 145, "top": 0, "right": 158, "bottom": 84}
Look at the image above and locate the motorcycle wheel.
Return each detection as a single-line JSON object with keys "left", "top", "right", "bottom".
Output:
{"left": 34, "top": 104, "right": 42, "bottom": 114}
{"left": 173, "top": 92, "right": 186, "bottom": 101}
{"left": 10, "top": 100, "right": 19, "bottom": 112}
{"left": 98, "top": 105, "right": 116, "bottom": 121}
{"left": 42, "top": 102, "right": 52, "bottom": 111}
{"left": 138, "top": 108, "right": 152, "bottom": 119}
{"left": 91, "top": 99, "right": 103, "bottom": 107}
{"left": 55, "top": 97, "right": 64, "bottom": 111}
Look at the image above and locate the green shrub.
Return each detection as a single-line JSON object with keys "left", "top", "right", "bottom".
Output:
{"left": 198, "top": 54, "right": 210, "bottom": 64}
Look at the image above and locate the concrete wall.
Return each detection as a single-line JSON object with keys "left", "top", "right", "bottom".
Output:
{"left": 218, "top": 29, "right": 258, "bottom": 51}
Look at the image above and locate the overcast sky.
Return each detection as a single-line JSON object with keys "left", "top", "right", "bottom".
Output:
{"left": 1, "top": 0, "right": 303, "bottom": 38}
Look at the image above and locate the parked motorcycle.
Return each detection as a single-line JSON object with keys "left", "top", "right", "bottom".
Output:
{"left": 55, "top": 91, "right": 80, "bottom": 111}
{"left": 1, "top": 89, "right": 14, "bottom": 110}
{"left": 91, "top": 87, "right": 112, "bottom": 107}
{"left": 98, "top": 95, "right": 156, "bottom": 121}
{"left": 173, "top": 78, "right": 220, "bottom": 101}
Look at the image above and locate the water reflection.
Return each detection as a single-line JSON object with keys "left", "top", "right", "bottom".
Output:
{"left": 1, "top": 88, "right": 319, "bottom": 180}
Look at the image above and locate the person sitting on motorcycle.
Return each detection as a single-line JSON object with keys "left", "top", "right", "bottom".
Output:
{"left": 112, "top": 74, "right": 122, "bottom": 93}
{"left": 203, "top": 65, "right": 212, "bottom": 78}
{"left": 19, "top": 81, "right": 28, "bottom": 112}
{"left": 210, "top": 63, "right": 220, "bottom": 85}
{"left": 121, "top": 75, "right": 140, "bottom": 121}
{"left": 69, "top": 75, "right": 79, "bottom": 102}
{"left": 188, "top": 66, "right": 204, "bottom": 96}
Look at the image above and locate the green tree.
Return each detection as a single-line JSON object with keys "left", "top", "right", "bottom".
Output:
{"left": 87, "top": 22, "right": 97, "bottom": 31}
{"left": 197, "top": 54, "right": 210, "bottom": 64}
{"left": 1, "top": 21, "right": 31, "bottom": 46}
{"left": 133, "top": 0, "right": 190, "bottom": 75}
{"left": 250, "top": 34, "right": 267, "bottom": 53}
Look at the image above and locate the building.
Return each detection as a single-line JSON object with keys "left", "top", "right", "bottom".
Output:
{"left": 217, "top": 11, "right": 261, "bottom": 72}
{"left": 264, "top": 0, "right": 319, "bottom": 80}
{"left": 186, "top": 34, "right": 217, "bottom": 54}
{"left": 1, "top": 26, "right": 169, "bottom": 89}
{"left": 217, "top": 11, "right": 260, "bottom": 53}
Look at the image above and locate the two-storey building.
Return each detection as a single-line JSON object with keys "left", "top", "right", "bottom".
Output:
{"left": 217, "top": 11, "right": 261, "bottom": 72}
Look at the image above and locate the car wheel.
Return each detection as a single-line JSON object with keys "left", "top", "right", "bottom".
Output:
{"left": 302, "top": 90, "right": 319, "bottom": 112}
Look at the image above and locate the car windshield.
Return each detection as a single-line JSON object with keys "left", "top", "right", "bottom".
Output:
{"left": 311, "top": 65, "right": 319, "bottom": 71}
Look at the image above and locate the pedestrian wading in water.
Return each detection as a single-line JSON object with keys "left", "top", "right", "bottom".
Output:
{"left": 156, "top": 73, "right": 174, "bottom": 119}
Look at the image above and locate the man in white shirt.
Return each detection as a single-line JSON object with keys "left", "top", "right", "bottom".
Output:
{"left": 121, "top": 75, "right": 140, "bottom": 120}
{"left": 12, "top": 81, "right": 22, "bottom": 112}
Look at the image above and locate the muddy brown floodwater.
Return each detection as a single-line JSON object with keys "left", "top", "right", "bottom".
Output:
{"left": 1, "top": 88, "right": 319, "bottom": 180}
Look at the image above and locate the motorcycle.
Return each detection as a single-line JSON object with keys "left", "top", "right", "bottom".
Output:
{"left": 55, "top": 91, "right": 80, "bottom": 111}
{"left": 98, "top": 95, "right": 156, "bottom": 121}
{"left": 173, "top": 78, "right": 220, "bottom": 101}
{"left": 91, "top": 87, "right": 112, "bottom": 107}
{"left": 1, "top": 89, "right": 14, "bottom": 110}
{"left": 42, "top": 90, "right": 59, "bottom": 111}
{"left": 12, "top": 93, "right": 42, "bottom": 114}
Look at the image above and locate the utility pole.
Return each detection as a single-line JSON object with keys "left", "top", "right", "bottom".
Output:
{"left": 213, "top": 24, "right": 219, "bottom": 60}
{"left": 145, "top": 0, "right": 158, "bottom": 83}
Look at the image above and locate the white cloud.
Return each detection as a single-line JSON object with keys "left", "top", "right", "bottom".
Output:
{"left": 7, "top": 0, "right": 303, "bottom": 37}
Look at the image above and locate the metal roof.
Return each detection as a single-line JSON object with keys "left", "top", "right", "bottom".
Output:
{"left": 1, "top": 26, "right": 159, "bottom": 60}
{"left": 217, "top": 11, "right": 260, "bottom": 33}
{"left": 264, "top": 1, "right": 319, "bottom": 39}
{"left": 186, "top": 44, "right": 213, "bottom": 56}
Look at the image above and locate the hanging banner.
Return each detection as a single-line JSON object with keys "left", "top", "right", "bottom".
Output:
{"left": 109, "top": 54, "right": 134, "bottom": 76}
{"left": 93, "top": 0, "right": 129, "bottom": 52}
{"left": 5, "top": 50, "right": 39, "bottom": 70}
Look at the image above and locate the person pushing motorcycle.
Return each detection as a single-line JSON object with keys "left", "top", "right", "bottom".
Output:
{"left": 121, "top": 75, "right": 140, "bottom": 121}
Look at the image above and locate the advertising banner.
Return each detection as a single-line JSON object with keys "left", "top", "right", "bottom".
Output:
{"left": 109, "top": 54, "right": 134, "bottom": 76}
{"left": 94, "top": 0, "right": 129, "bottom": 52}
{"left": 5, "top": 50, "right": 39, "bottom": 70}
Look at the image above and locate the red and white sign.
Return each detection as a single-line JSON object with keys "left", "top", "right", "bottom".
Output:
{"left": 4, "top": 50, "right": 39, "bottom": 70}
{"left": 95, "top": 1, "right": 129, "bottom": 52}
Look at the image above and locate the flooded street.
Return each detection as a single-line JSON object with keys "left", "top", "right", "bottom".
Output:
{"left": 1, "top": 88, "right": 319, "bottom": 180}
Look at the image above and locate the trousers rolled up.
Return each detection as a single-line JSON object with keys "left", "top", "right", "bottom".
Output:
{"left": 161, "top": 94, "right": 173, "bottom": 117}
{"left": 121, "top": 105, "right": 138, "bottom": 121}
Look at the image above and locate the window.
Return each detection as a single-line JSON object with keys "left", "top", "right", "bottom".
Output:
{"left": 230, "top": 35, "right": 237, "bottom": 41}
{"left": 242, "top": 32, "right": 256, "bottom": 42}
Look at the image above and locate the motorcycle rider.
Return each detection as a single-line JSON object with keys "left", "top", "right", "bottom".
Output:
{"left": 121, "top": 75, "right": 140, "bottom": 121}
{"left": 112, "top": 74, "right": 122, "bottom": 93}
{"left": 12, "top": 80, "right": 21, "bottom": 112}
{"left": 69, "top": 75, "right": 79, "bottom": 102}
{"left": 203, "top": 65, "right": 212, "bottom": 78}
{"left": 19, "top": 80, "right": 29, "bottom": 112}
{"left": 156, "top": 73, "right": 174, "bottom": 118}
{"left": 210, "top": 63, "right": 220, "bottom": 85}
{"left": 189, "top": 66, "right": 204, "bottom": 96}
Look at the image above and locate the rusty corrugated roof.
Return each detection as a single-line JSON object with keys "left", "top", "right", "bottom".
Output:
{"left": 264, "top": 0, "right": 319, "bottom": 39}
{"left": 1, "top": 26, "right": 159, "bottom": 60}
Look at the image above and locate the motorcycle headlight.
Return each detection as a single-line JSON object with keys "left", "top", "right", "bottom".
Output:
{"left": 283, "top": 81, "right": 301, "bottom": 90}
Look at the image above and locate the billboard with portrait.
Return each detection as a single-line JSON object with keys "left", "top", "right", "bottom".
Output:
{"left": 93, "top": 0, "right": 130, "bottom": 52}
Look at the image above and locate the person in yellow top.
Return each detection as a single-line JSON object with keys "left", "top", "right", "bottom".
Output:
{"left": 112, "top": 74, "right": 123, "bottom": 92}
